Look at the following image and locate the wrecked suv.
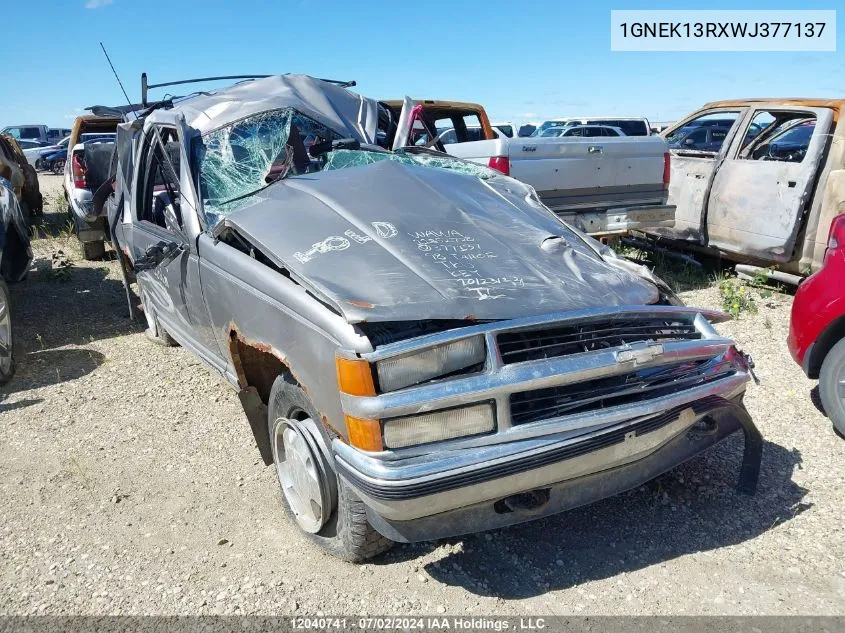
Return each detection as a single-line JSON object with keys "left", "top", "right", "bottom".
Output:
{"left": 106, "top": 75, "right": 761, "bottom": 561}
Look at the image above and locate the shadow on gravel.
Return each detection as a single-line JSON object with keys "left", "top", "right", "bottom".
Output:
{"left": 1, "top": 348, "right": 106, "bottom": 399}
{"left": 8, "top": 260, "right": 140, "bottom": 352}
{"left": 403, "top": 437, "right": 807, "bottom": 599}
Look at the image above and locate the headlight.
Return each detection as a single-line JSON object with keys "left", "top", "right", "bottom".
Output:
{"left": 382, "top": 403, "right": 495, "bottom": 449}
{"left": 376, "top": 335, "right": 486, "bottom": 392}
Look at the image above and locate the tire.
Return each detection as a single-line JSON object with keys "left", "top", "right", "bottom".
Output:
{"left": 268, "top": 373, "right": 393, "bottom": 562}
{"left": 0, "top": 280, "right": 15, "bottom": 385}
{"left": 818, "top": 337, "right": 845, "bottom": 438}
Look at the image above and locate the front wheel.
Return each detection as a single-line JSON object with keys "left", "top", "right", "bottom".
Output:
{"left": 268, "top": 373, "right": 393, "bottom": 562}
{"left": 819, "top": 337, "right": 845, "bottom": 438}
{"left": 0, "top": 280, "right": 15, "bottom": 385}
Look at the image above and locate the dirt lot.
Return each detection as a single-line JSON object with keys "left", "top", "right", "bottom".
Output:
{"left": 1, "top": 174, "right": 844, "bottom": 615}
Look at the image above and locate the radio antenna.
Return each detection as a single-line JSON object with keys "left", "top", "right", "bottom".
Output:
{"left": 99, "top": 42, "right": 135, "bottom": 118}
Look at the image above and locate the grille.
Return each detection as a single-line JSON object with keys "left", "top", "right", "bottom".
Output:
{"left": 497, "top": 317, "right": 700, "bottom": 365}
{"left": 510, "top": 359, "right": 734, "bottom": 425}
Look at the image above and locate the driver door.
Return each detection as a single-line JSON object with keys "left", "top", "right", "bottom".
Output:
{"left": 705, "top": 105, "right": 834, "bottom": 261}
{"left": 125, "top": 123, "right": 224, "bottom": 368}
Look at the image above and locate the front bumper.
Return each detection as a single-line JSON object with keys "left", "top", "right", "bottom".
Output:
{"left": 334, "top": 307, "right": 758, "bottom": 542}
{"left": 336, "top": 395, "right": 759, "bottom": 542}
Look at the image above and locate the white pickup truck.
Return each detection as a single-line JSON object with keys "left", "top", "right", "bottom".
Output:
{"left": 384, "top": 99, "right": 674, "bottom": 236}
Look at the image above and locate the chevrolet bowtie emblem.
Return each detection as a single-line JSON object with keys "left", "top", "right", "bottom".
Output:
{"left": 615, "top": 343, "right": 664, "bottom": 365}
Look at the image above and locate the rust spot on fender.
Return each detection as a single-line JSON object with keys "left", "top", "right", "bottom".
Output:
{"left": 227, "top": 322, "right": 288, "bottom": 397}
{"left": 347, "top": 300, "right": 376, "bottom": 309}
{"left": 226, "top": 322, "right": 336, "bottom": 433}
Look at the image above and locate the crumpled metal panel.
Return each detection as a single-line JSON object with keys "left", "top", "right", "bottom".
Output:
{"left": 224, "top": 158, "right": 659, "bottom": 323}
{"left": 155, "top": 74, "right": 379, "bottom": 143}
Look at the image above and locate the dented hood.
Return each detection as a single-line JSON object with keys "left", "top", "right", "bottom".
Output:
{"left": 224, "top": 160, "right": 659, "bottom": 323}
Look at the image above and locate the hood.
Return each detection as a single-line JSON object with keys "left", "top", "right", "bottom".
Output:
{"left": 224, "top": 159, "right": 659, "bottom": 323}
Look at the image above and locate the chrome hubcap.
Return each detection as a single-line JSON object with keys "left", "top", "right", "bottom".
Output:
{"left": 274, "top": 419, "right": 327, "bottom": 533}
{"left": 0, "top": 287, "right": 11, "bottom": 375}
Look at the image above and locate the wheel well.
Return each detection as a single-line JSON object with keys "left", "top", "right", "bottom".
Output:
{"left": 807, "top": 314, "right": 845, "bottom": 379}
{"left": 227, "top": 327, "right": 289, "bottom": 465}
{"left": 227, "top": 328, "right": 288, "bottom": 403}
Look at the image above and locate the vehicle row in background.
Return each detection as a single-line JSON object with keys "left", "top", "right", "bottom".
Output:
{"left": 1, "top": 124, "right": 70, "bottom": 145}
{"left": 532, "top": 117, "right": 652, "bottom": 137}
{"left": 383, "top": 100, "right": 673, "bottom": 237}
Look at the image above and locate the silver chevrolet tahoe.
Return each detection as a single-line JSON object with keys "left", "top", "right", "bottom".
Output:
{"left": 105, "top": 73, "right": 761, "bottom": 562}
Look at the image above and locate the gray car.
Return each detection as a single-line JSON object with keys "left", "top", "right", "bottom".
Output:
{"left": 105, "top": 74, "right": 761, "bottom": 561}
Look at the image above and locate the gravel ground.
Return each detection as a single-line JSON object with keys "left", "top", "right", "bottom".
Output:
{"left": 1, "top": 174, "right": 844, "bottom": 616}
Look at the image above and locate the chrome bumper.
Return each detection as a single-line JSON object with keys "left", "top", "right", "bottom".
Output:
{"left": 346, "top": 397, "right": 760, "bottom": 543}
{"left": 334, "top": 307, "right": 757, "bottom": 539}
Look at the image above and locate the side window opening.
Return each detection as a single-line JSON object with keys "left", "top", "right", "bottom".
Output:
{"left": 434, "top": 118, "right": 456, "bottom": 145}
{"left": 739, "top": 111, "right": 818, "bottom": 163}
{"left": 461, "top": 115, "right": 484, "bottom": 142}
{"left": 666, "top": 111, "right": 741, "bottom": 154}
{"left": 139, "top": 127, "right": 183, "bottom": 231}
{"left": 429, "top": 113, "right": 485, "bottom": 144}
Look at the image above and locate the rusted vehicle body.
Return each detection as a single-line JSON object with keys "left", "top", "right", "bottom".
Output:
{"left": 105, "top": 74, "right": 760, "bottom": 561}
{"left": 0, "top": 135, "right": 43, "bottom": 220}
{"left": 652, "top": 99, "right": 845, "bottom": 274}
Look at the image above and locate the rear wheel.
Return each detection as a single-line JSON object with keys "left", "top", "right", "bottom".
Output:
{"left": 819, "top": 337, "right": 845, "bottom": 438}
{"left": 0, "top": 280, "right": 15, "bottom": 385}
{"left": 268, "top": 373, "right": 393, "bottom": 562}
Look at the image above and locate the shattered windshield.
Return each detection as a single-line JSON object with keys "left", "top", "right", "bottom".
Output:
{"left": 195, "top": 108, "right": 500, "bottom": 221}
{"left": 194, "top": 108, "right": 342, "bottom": 217}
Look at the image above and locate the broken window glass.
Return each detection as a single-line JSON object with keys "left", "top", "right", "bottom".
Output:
{"left": 322, "top": 148, "right": 499, "bottom": 180}
{"left": 194, "top": 108, "right": 342, "bottom": 218}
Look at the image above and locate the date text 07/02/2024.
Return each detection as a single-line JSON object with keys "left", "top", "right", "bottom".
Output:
{"left": 290, "top": 616, "right": 548, "bottom": 630}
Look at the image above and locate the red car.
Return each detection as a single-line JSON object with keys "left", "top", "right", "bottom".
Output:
{"left": 788, "top": 214, "right": 845, "bottom": 436}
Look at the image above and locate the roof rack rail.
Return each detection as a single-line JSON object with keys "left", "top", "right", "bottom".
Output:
{"left": 141, "top": 73, "right": 357, "bottom": 106}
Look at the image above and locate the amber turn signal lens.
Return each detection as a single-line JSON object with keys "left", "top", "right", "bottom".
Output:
{"left": 345, "top": 415, "right": 383, "bottom": 452}
{"left": 335, "top": 356, "right": 376, "bottom": 396}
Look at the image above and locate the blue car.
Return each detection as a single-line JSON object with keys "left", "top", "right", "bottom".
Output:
{"left": 39, "top": 147, "right": 68, "bottom": 173}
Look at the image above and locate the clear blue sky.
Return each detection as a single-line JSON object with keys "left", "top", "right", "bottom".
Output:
{"left": 2, "top": 0, "right": 841, "bottom": 128}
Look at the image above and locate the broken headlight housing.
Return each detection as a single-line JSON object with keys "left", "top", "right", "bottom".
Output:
{"left": 382, "top": 403, "right": 495, "bottom": 449}
{"left": 376, "top": 336, "right": 486, "bottom": 392}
